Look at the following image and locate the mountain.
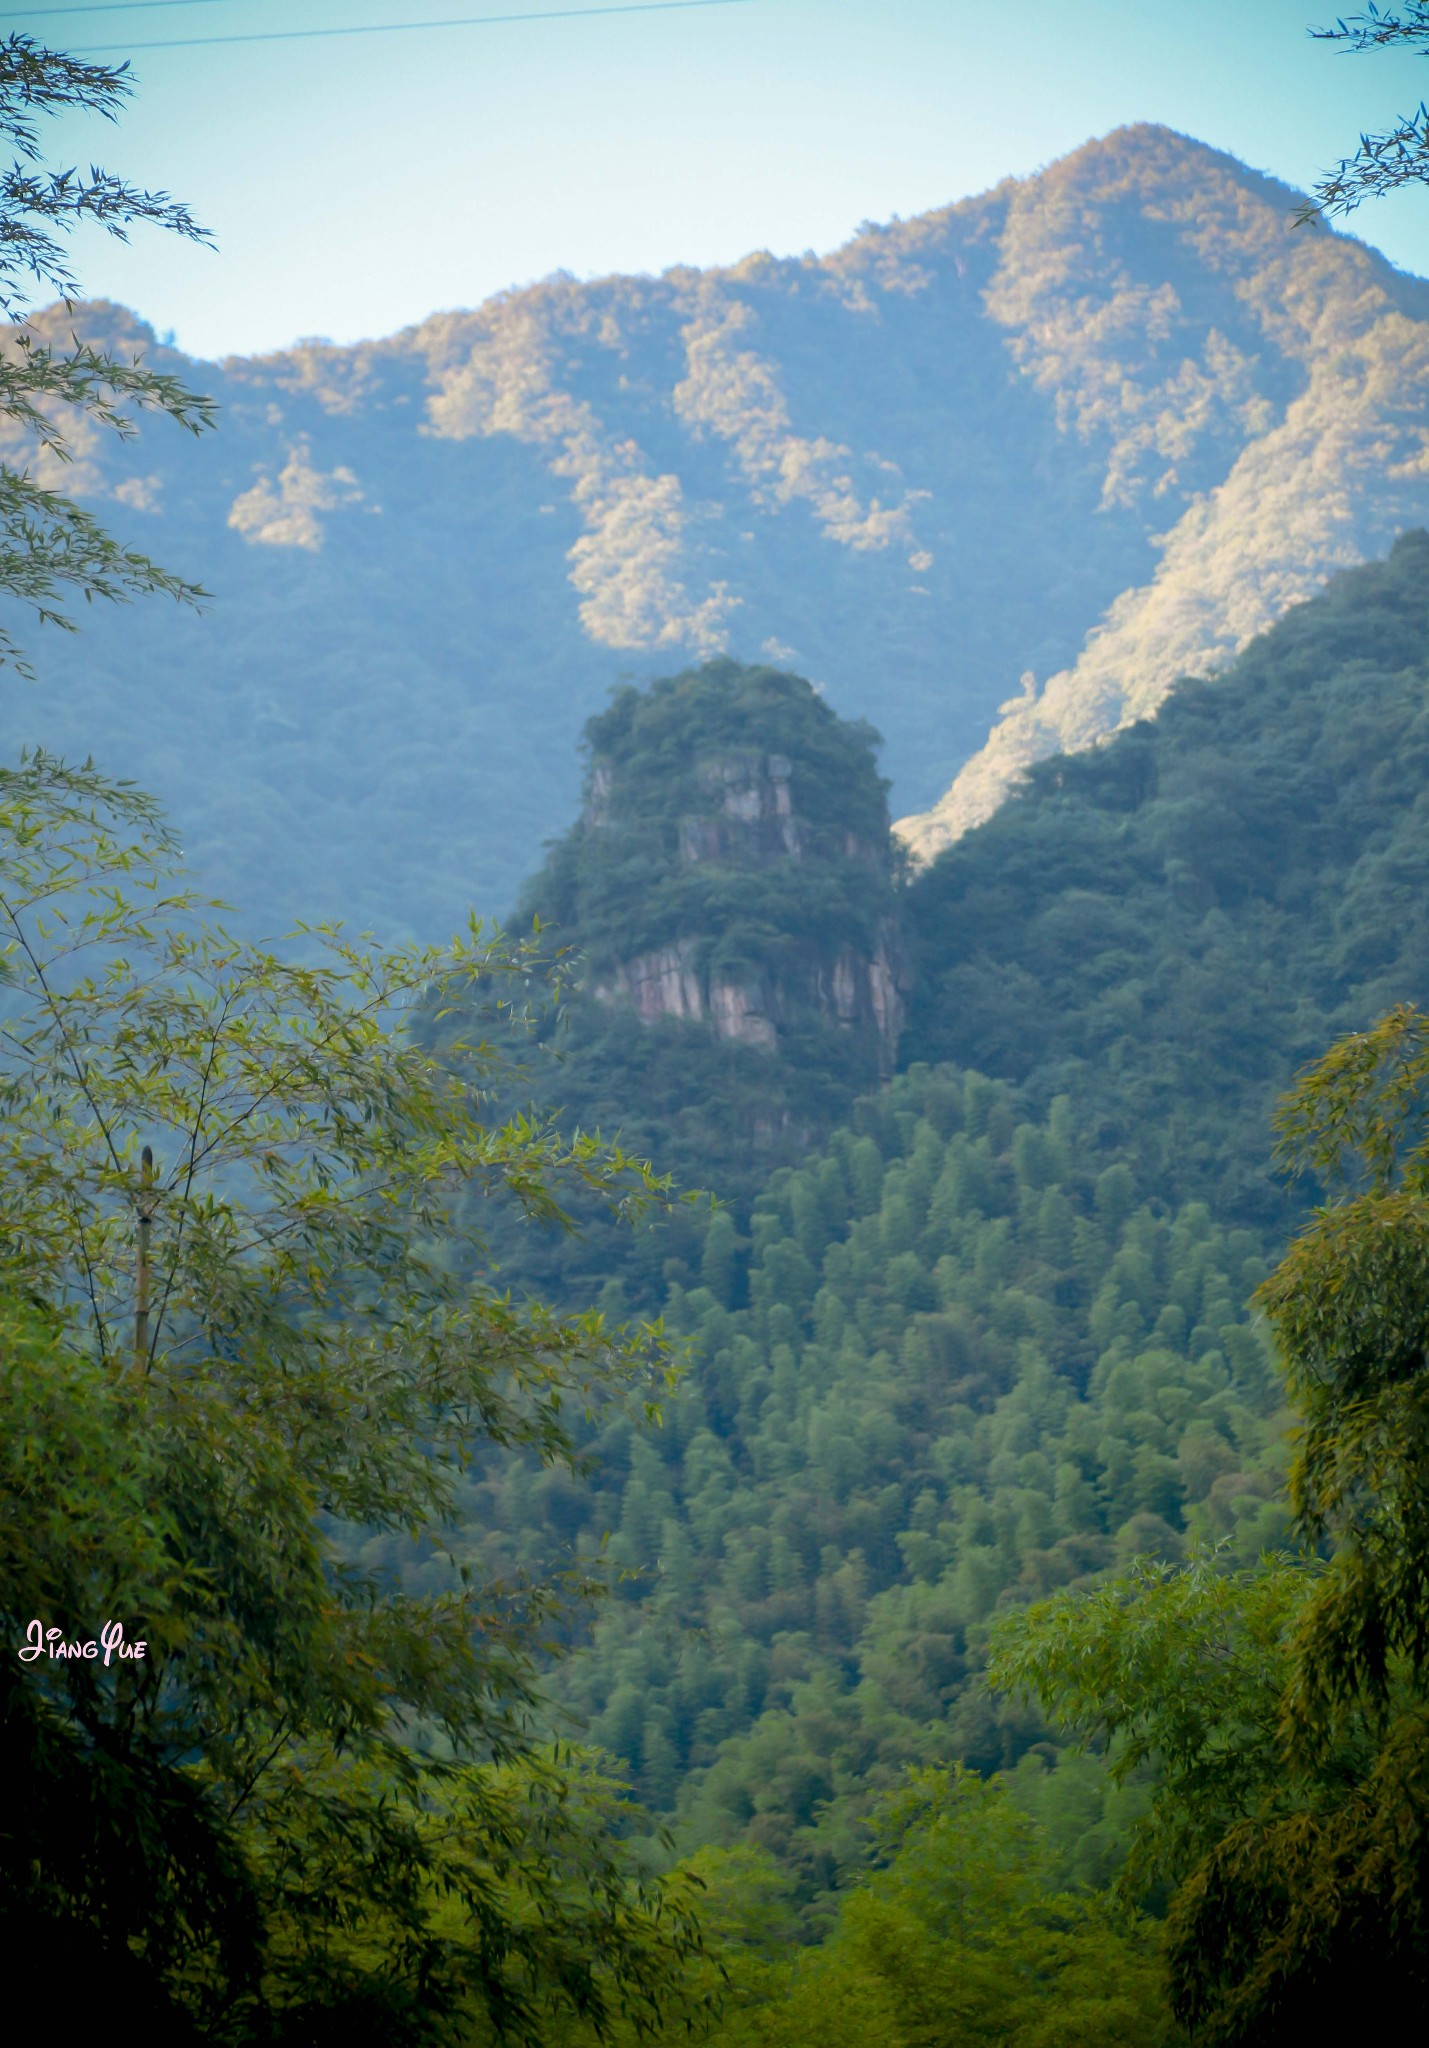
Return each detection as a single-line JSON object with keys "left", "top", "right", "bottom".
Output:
{"left": 898, "top": 135, "right": 1429, "bottom": 858}
{"left": 431, "top": 658, "right": 906, "bottom": 1308}
{"left": 4, "top": 125, "right": 1428, "bottom": 934}
{"left": 401, "top": 532, "right": 1429, "bottom": 1908}
{"left": 902, "top": 531, "right": 1429, "bottom": 1224}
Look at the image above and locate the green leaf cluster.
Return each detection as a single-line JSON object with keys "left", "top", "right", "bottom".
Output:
{"left": 550, "top": 1773, "right": 1176, "bottom": 2048}
{"left": 1300, "top": 3, "right": 1429, "bottom": 223}
{"left": 0, "top": 755, "right": 706, "bottom": 2039}
{"left": 0, "top": 35, "right": 216, "bottom": 673}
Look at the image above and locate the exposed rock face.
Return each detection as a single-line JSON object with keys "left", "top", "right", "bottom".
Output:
{"left": 532, "top": 660, "right": 906, "bottom": 1072}
{"left": 598, "top": 940, "right": 709, "bottom": 1028}
{"left": 705, "top": 975, "right": 779, "bottom": 1052}
{"left": 598, "top": 922, "right": 904, "bottom": 1057}
{"left": 684, "top": 751, "right": 802, "bottom": 862}
{"left": 859, "top": 939, "right": 903, "bottom": 1048}
{"left": 586, "top": 736, "right": 905, "bottom": 1062}
{"left": 583, "top": 761, "right": 614, "bottom": 829}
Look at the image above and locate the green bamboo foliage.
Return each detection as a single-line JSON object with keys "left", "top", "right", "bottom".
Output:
{"left": 0, "top": 35, "right": 217, "bottom": 673}
{"left": 988, "top": 1007, "right": 1429, "bottom": 2042}
{"left": 0, "top": 753, "right": 707, "bottom": 2037}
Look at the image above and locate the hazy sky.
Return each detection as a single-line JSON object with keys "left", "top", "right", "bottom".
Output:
{"left": 19, "top": 0, "right": 1429, "bottom": 360}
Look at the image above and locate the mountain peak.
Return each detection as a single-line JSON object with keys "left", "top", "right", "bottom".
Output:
{"left": 7, "top": 133, "right": 1429, "bottom": 934}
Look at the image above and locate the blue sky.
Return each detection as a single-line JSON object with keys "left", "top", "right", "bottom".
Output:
{"left": 19, "top": 0, "right": 1429, "bottom": 359}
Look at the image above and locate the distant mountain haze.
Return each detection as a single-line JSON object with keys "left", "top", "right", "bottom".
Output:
{"left": 4, "top": 124, "right": 1427, "bottom": 934}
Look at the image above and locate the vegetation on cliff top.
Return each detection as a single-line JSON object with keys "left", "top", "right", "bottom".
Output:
{"left": 433, "top": 659, "right": 904, "bottom": 1309}
{"left": 526, "top": 657, "right": 895, "bottom": 982}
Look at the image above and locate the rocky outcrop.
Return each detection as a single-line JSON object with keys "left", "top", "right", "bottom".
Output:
{"left": 588, "top": 736, "right": 905, "bottom": 1061}
{"left": 600, "top": 941, "right": 705, "bottom": 1026}
{"left": 499, "top": 663, "right": 909, "bottom": 1251}
{"left": 685, "top": 751, "right": 801, "bottom": 862}
{"left": 706, "top": 977, "right": 779, "bottom": 1051}
{"left": 597, "top": 927, "right": 904, "bottom": 1059}
{"left": 589, "top": 747, "right": 804, "bottom": 865}
{"left": 533, "top": 661, "right": 907, "bottom": 1083}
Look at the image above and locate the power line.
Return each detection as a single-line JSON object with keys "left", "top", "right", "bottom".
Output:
{"left": 11, "top": 2, "right": 240, "bottom": 17}
{"left": 75, "top": 0, "right": 755, "bottom": 56}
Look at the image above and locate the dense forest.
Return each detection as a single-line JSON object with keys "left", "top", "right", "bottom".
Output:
{"left": 443, "top": 1067, "right": 1288, "bottom": 1887}
{"left": 904, "top": 530, "right": 1429, "bottom": 1225}
{"left": 10, "top": 17, "right": 1429, "bottom": 2043}
{"left": 368, "top": 530, "right": 1429, "bottom": 2026}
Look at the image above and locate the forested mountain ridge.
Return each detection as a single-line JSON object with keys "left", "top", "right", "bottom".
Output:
{"left": 903, "top": 530, "right": 1429, "bottom": 1228}
{"left": 405, "top": 532, "right": 1429, "bottom": 1922}
{"left": 900, "top": 130, "right": 1429, "bottom": 858}
{"left": 3, "top": 125, "right": 1428, "bottom": 934}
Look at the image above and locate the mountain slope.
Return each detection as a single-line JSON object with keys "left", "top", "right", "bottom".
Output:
{"left": 898, "top": 129, "right": 1429, "bottom": 857}
{"left": 901, "top": 530, "right": 1429, "bottom": 1225}
{"left": 425, "top": 531, "right": 1429, "bottom": 1902}
{"left": 3, "top": 126, "right": 1427, "bottom": 933}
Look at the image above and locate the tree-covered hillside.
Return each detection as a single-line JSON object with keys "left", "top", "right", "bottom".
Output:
{"left": 903, "top": 530, "right": 1429, "bottom": 1230}
{"left": 398, "top": 532, "right": 1429, "bottom": 1924}
{"left": 445, "top": 660, "right": 904, "bottom": 1306}
{"left": 414, "top": 1065, "right": 1287, "bottom": 1924}
{"left": 4, "top": 128, "right": 1429, "bottom": 933}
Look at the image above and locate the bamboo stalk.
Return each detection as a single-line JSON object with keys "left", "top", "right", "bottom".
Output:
{"left": 135, "top": 1143, "right": 155, "bottom": 1372}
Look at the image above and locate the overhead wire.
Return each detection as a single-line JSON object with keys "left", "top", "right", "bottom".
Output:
{"left": 70, "top": 0, "right": 755, "bottom": 57}
{"left": 10, "top": 4, "right": 244, "bottom": 20}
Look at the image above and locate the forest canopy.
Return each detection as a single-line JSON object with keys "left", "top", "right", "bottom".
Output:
{"left": 9, "top": 12, "right": 1429, "bottom": 2040}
